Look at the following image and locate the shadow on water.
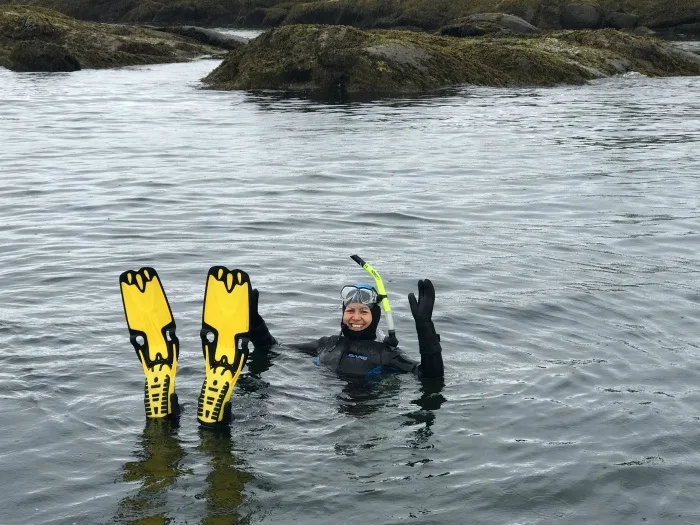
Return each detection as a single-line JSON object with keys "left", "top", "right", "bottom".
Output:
{"left": 113, "top": 419, "right": 189, "bottom": 524}
{"left": 197, "top": 426, "right": 254, "bottom": 525}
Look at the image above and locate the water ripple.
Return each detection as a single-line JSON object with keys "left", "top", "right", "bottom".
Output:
{"left": 1, "top": 54, "right": 700, "bottom": 525}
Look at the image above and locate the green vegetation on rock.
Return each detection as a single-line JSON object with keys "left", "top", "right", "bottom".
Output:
{"left": 1, "top": 0, "right": 699, "bottom": 34}
{"left": 202, "top": 24, "right": 700, "bottom": 96}
{"left": 0, "top": 5, "right": 227, "bottom": 71}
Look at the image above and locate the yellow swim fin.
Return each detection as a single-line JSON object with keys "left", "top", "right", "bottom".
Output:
{"left": 119, "top": 267, "right": 179, "bottom": 420}
{"left": 197, "top": 266, "right": 251, "bottom": 427}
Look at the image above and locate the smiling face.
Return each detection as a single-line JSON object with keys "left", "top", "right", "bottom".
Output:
{"left": 342, "top": 302, "right": 373, "bottom": 331}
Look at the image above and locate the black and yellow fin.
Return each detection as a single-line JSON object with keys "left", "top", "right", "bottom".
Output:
{"left": 119, "top": 267, "right": 179, "bottom": 419}
{"left": 197, "top": 266, "right": 251, "bottom": 427}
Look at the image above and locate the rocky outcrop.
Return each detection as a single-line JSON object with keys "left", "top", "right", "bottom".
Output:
{"left": 150, "top": 26, "right": 250, "bottom": 49}
{"left": 9, "top": 40, "right": 81, "bottom": 71}
{"left": 560, "top": 3, "right": 602, "bottom": 29}
{"left": 203, "top": 24, "right": 700, "bottom": 97}
{"left": 440, "top": 13, "right": 541, "bottom": 37}
{"left": 619, "top": 0, "right": 700, "bottom": 29}
{"left": 0, "top": 0, "right": 699, "bottom": 36}
{"left": 276, "top": 0, "right": 700, "bottom": 33}
{"left": 604, "top": 12, "right": 639, "bottom": 30}
{"left": 0, "top": 5, "right": 228, "bottom": 71}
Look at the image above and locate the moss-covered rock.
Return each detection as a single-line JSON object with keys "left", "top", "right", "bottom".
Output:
{"left": 560, "top": 3, "right": 602, "bottom": 29}
{"left": 276, "top": 0, "right": 700, "bottom": 32}
{"left": 0, "top": 5, "right": 228, "bottom": 71}
{"left": 0, "top": 0, "right": 698, "bottom": 35}
{"left": 618, "top": 0, "right": 700, "bottom": 29}
{"left": 440, "top": 13, "right": 541, "bottom": 37}
{"left": 277, "top": 0, "right": 700, "bottom": 33}
{"left": 203, "top": 24, "right": 700, "bottom": 97}
{"left": 604, "top": 11, "right": 639, "bottom": 30}
{"left": 9, "top": 40, "right": 80, "bottom": 70}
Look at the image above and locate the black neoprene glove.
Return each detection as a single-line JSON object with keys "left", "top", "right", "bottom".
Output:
{"left": 248, "top": 289, "right": 277, "bottom": 350}
{"left": 250, "top": 288, "right": 263, "bottom": 326}
{"left": 408, "top": 279, "right": 442, "bottom": 355}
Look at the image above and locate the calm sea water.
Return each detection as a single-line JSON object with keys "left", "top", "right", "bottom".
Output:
{"left": 1, "top": 38, "right": 700, "bottom": 525}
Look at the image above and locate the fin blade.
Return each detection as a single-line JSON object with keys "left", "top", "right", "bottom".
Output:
{"left": 120, "top": 268, "right": 173, "bottom": 352}
{"left": 197, "top": 266, "right": 251, "bottom": 426}
{"left": 119, "top": 267, "right": 179, "bottom": 419}
{"left": 202, "top": 267, "right": 250, "bottom": 350}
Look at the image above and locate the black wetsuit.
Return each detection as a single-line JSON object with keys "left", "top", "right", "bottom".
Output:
{"left": 250, "top": 326, "right": 443, "bottom": 379}
{"left": 313, "top": 336, "right": 417, "bottom": 376}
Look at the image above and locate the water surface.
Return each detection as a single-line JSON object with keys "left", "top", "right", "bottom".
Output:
{"left": 1, "top": 51, "right": 700, "bottom": 525}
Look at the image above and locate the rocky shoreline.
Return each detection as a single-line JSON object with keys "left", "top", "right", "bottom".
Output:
{"left": 202, "top": 24, "right": 700, "bottom": 96}
{"left": 2, "top": 4, "right": 700, "bottom": 100}
{"left": 1, "top": 0, "right": 699, "bottom": 37}
{"left": 0, "top": 5, "right": 230, "bottom": 71}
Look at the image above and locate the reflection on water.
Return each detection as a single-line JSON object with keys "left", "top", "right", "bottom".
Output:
{"left": 241, "top": 85, "right": 470, "bottom": 107}
{"left": 115, "top": 420, "right": 189, "bottom": 524}
{"left": 243, "top": 348, "right": 278, "bottom": 381}
{"left": 405, "top": 377, "right": 446, "bottom": 449}
{"left": 335, "top": 375, "right": 403, "bottom": 417}
{"left": 198, "top": 427, "right": 254, "bottom": 525}
{"left": 114, "top": 421, "right": 254, "bottom": 524}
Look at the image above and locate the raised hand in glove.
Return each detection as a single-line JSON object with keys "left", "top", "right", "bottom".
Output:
{"left": 250, "top": 288, "right": 262, "bottom": 326}
{"left": 408, "top": 279, "right": 442, "bottom": 355}
{"left": 249, "top": 288, "right": 277, "bottom": 350}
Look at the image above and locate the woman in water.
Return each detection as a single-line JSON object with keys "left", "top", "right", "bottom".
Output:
{"left": 248, "top": 279, "right": 444, "bottom": 379}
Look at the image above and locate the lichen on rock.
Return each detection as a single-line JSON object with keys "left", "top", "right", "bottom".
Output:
{"left": 10, "top": 40, "right": 81, "bottom": 71}
{"left": 203, "top": 23, "right": 700, "bottom": 98}
{"left": 1, "top": 0, "right": 700, "bottom": 36}
{"left": 0, "top": 5, "right": 228, "bottom": 71}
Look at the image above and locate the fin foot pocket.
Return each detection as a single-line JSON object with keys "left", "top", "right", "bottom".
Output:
{"left": 119, "top": 267, "right": 179, "bottom": 419}
{"left": 197, "top": 266, "right": 251, "bottom": 427}
{"left": 197, "top": 369, "right": 235, "bottom": 426}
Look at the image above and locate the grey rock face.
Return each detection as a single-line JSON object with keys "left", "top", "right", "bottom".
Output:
{"left": 152, "top": 26, "right": 250, "bottom": 50}
{"left": 469, "top": 13, "right": 541, "bottom": 34}
{"left": 560, "top": 3, "right": 602, "bottom": 29}
{"left": 664, "top": 22, "right": 700, "bottom": 38}
{"left": 9, "top": 41, "right": 81, "bottom": 71}
{"left": 440, "top": 24, "right": 486, "bottom": 37}
{"left": 440, "top": 12, "right": 540, "bottom": 37}
{"left": 539, "top": 0, "right": 562, "bottom": 30}
{"left": 634, "top": 26, "right": 656, "bottom": 36}
{"left": 604, "top": 12, "right": 639, "bottom": 30}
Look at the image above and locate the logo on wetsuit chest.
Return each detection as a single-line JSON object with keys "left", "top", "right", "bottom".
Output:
{"left": 346, "top": 353, "right": 368, "bottom": 361}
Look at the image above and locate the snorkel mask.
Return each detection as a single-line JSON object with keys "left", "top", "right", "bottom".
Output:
{"left": 349, "top": 255, "right": 399, "bottom": 348}
{"left": 340, "top": 283, "right": 380, "bottom": 307}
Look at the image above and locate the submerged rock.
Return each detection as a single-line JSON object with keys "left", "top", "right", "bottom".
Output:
{"left": 203, "top": 24, "right": 700, "bottom": 97}
{"left": 0, "top": 5, "right": 228, "bottom": 72}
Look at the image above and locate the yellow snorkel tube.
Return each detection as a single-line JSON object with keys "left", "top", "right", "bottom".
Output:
{"left": 350, "top": 255, "right": 398, "bottom": 348}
